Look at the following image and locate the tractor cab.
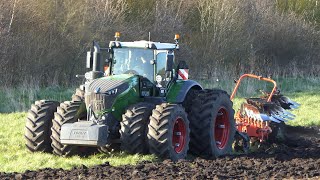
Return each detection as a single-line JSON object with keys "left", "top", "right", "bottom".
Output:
{"left": 107, "top": 33, "right": 180, "bottom": 91}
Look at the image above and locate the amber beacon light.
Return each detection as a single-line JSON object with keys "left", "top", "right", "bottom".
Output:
{"left": 115, "top": 32, "right": 120, "bottom": 41}
{"left": 174, "top": 34, "right": 180, "bottom": 40}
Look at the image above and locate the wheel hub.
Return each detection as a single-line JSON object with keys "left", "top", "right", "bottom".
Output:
{"left": 172, "top": 117, "right": 186, "bottom": 153}
{"left": 214, "top": 107, "right": 230, "bottom": 149}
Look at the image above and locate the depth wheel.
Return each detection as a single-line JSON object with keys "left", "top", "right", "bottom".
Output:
{"left": 119, "top": 102, "right": 154, "bottom": 154}
{"left": 268, "top": 121, "right": 287, "bottom": 143}
{"left": 147, "top": 103, "right": 190, "bottom": 161}
{"left": 51, "top": 101, "right": 86, "bottom": 156}
{"left": 189, "top": 89, "right": 236, "bottom": 158}
{"left": 25, "top": 100, "right": 59, "bottom": 152}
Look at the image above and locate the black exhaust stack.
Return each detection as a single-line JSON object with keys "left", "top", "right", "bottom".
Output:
{"left": 92, "top": 41, "right": 102, "bottom": 72}
{"left": 85, "top": 41, "right": 104, "bottom": 80}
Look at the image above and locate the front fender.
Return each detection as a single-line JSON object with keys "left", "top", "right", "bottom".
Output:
{"left": 166, "top": 80, "right": 202, "bottom": 103}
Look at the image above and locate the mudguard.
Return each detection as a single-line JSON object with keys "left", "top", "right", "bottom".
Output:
{"left": 166, "top": 80, "right": 202, "bottom": 103}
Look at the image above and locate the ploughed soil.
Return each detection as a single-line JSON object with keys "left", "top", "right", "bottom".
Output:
{"left": 1, "top": 125, "right": 320, "bottom": 180}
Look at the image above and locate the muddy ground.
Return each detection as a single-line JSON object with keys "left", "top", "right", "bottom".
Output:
{"left": 1, "top": 125, "right": 320, "bottom": 179}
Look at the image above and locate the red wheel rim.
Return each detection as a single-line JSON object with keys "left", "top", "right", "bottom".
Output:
{"left": 214, "top": 107, "right": 230, "bottom": 149}
{"left": 172, "top": 117, "right": 186, "bottom": 153}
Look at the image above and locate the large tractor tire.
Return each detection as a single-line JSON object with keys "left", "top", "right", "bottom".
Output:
{"left": 51, "top": 101, "right": 85, "bottom": 156}
{"left": 189, "top": 89, "right": 236, "bottom": 158}
{"left": 71, "top": 88, "right": 84, "bottom": 102}
{"left": 147, "top": 103, "right": 190, "bottom": 161}
{"left": 182, "top": 89, "right": 197, "bottom": 114}
{"left": 25, "top": 100, "right": 59, "bottom": 152}
{"left": 119, "top": 102, "right": 154, "bottom": 154}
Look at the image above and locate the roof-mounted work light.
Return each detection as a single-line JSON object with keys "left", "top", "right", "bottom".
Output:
{"left": 115, "top": 32, "right": 120, "bottom": 41}
{"left": 174, "top": 34, "right": 180, "bottom": 49}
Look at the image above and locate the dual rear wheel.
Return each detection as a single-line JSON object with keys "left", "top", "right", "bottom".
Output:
{"left": 119, "top": 102, "right": 190, "bottom": 161}
{"left": 189, "top": 89, "right": 235, "bottom": 158}
{"left": 121, "top": 89, "right": 235, "bottom": 160}
{"left": 147, "top": 103, "right": 190, "bottom": 161}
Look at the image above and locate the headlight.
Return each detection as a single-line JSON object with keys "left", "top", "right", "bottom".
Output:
{"left": 105, "top": 88, "right": 118, "bottom": 95}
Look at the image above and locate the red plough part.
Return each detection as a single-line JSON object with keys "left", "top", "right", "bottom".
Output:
{"left": 231, "top": 74, "right": 300, "bottom": 142}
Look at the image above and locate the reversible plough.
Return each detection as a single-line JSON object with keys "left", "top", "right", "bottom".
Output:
{"left": 231, "top": 74, "right": 300, "bottom": 151}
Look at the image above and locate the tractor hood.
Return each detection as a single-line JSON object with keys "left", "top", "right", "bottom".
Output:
{"left": 87, "top": 74, "right": 138, "bottom": 94}
{"left": 84, "top": 74, "right": 140, "bottom": 118}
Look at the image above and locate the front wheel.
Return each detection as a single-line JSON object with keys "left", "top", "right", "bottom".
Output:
{"left": 120, "top": 102, "right": 154, "bottom": 154}
{"left": 25, "top": 100, "right": 59, "bottom": 152}
{"left": 189, "top": 89, "right": 236, "bottom": 158}
{"left": 50, "top": 101, "right": 86, "bottom": 156}
{"left": 71, "top": 88, "right": 84, "bottom": 102}
{"left": 147, "top": 103, "right": 190, "bottom": 161}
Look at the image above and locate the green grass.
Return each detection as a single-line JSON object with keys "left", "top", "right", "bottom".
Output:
{"left": 0, "top": 113, "right": 155, "bottom": 173}
{"left": 1, "top": 76, "right": 319, "bottom": 113}
{"left": 0, "top": 91, "right": 318, "bottom": 173}
{"left": 0, "top": 86, "right": 74, "bottom": 113}
{"left": 284, "top": 91, "right": 320, "bottom": 126}
{"left": 0, "top": 77, "right": 319, "bottom": 173}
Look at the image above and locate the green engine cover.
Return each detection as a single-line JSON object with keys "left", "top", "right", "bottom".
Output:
{"left": 86, "top": 74, "right": 141, "bottom": 121}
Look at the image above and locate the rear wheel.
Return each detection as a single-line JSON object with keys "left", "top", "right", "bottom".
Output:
{"left": 25, "top": 100, "right": 59, "bottom": 152}
{"left": 147, "top": 103, "right": 190, "bottom": 161}
{"left": 51, "top": 101, "right": 86, "bottom": 156}
{"left": 119, "top": 102, "right": 154, "bottom": 154}
{"left": 182, "top": 89, "right": 197, "bottom": 114}
{"left": 189, "top": 89, "right": 236, "bottom": 158}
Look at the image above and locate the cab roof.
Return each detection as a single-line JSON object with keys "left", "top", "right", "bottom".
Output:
{"left": 109, "top": 40, "right": 178, "bottom": 50}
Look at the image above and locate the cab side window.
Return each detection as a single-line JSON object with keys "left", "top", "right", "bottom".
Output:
{"left": 156, "top": 52, "right": 167, "bottom": 87}
{"left": 156, "top": 52, "right": 166, "bottom": 76}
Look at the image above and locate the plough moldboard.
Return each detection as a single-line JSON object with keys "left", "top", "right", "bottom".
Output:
{"left": 231, "top": 74, "right": 300, "bottom": 144}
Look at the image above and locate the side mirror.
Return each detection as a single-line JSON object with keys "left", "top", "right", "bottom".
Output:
{"left": 105, "top": 58, "right": 111, "bottom": 64}
{"left": 165, "top": 54, "right": 174, "bottom": 71}
{"left": 86, "top": 51, "right": 93, "bottom": 69}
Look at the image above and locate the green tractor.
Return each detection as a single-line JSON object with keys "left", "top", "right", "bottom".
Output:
{"left": 24, "top": 33, "right": 236, "bottom": 161}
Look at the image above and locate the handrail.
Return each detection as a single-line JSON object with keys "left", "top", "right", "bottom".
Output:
{"left": 230, "top": 74, "right": 277, "bottom": 102}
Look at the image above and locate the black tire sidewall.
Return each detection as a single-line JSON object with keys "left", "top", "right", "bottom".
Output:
{"left": 168, "top": 105, "right": 190, "bottom": 161}
{"left": 147, "top": 104, "right": 190, "bottom": 161}
{"left": 120, "top": 102, "right": 154, "bottom": 154}
{"left": 25, "top": 100, "right": 59, "bottom": 152}
{"left": 210, "top": 92, "right": 235, "bottom": 156}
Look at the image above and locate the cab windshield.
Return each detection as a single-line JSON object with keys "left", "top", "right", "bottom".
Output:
{"left": 112, "top": 48, "right": 154, "bottom": 80}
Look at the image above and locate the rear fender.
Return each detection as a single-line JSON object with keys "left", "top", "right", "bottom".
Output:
{"left": 166, "top": 80, "right": 202, "bottom": 103}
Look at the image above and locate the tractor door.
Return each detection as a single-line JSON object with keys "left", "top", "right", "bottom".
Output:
{"left": 155, "top": 50, "right": 174, "bottom": 88}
